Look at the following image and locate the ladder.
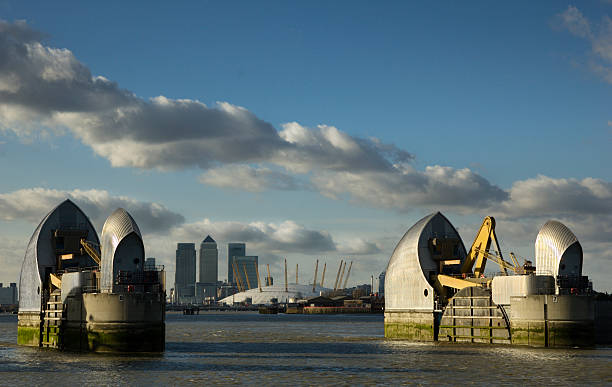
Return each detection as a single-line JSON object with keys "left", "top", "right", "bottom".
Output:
{"left": 41, "top": 289, "right": 64, "bottom": 349}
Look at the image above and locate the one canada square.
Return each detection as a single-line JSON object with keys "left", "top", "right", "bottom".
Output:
{"left": 198, "top": 235, "right": 218, "bottom": 300}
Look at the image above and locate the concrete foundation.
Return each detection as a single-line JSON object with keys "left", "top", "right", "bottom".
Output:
{"left": 60, "top": 292, "right": 165, "bottom": 352}
{"left": 595, "top": 299, "right": 612, "bottom": 345}
{"left": 509, "top": 294, "right": 595, "bottom": 348}
{"left": 23, "top": 291, "right": 166, "bottom": 352}
{"left": 82, "top": 292, "right": 165, "bottom": 352}
{"left": 384, "top": 310, "right": 435, "bottom": 341}
{"left": 17, "top": 312, "right": 42, "bottom": 347}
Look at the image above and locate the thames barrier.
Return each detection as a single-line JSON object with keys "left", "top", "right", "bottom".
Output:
{"left": 17, "top": 200, "right": 165, "bottom": 352}
{"left": 384, "top": 212, "right": 612, "bottom": 347}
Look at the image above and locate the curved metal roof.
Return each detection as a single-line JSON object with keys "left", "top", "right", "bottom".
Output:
{"left": 19, "top": 199, "right": 99, "bottom": 312}
{"left": 220, "top": 283, "right": 331, "bottom": 305}
{"left": 385, "top": 212, "right": 467, "bottom": 312}
{"left": 535, "top": 220, "right": 582, "bottom": 278}
{"left": 100, "top": 208, "right": 144, "bottom": 291}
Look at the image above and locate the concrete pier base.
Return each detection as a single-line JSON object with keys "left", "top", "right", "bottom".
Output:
{"left": 17, "top": 312, "right": 42, "bottom": 347}
{"left": 510, "top": 295, "right": 595, "bottom": 348}
{"left": 60, "top": 292, "right": 165, "bottom": 352}
{"left": 81, "top": 292, "right": 165, "bottom": 352}
{"left": 384, "top": 310, "right": 435, "bottom": 341}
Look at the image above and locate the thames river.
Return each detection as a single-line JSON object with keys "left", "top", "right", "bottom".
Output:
{"left": 1, "top": 312, "right": 611, "bottom": 385}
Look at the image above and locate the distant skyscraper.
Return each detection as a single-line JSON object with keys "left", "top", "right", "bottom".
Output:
{"left": 196, "top": 235, "right": 218, "bottom": 302}
{"left": 199, "top": 236, "right": 218, "bottom": 283}
{"left": 0, "top": 283, "right": 17, "bottom": 305}
{"left": 233, "top": 256, "right": 259, "bottom": 290}
{"left": 144, "top": 257, "right": 156, "bottom": 271}
{"left": 379, "top": 271, "right": 386, "bottom": 294}
{"left": 227, "top": 242, "right": 246, "bottom": 284}
{"left": 175, "top": 243, "right": 196, "bottom": 303}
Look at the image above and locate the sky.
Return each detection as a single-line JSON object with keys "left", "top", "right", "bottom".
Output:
{"left": 0, "top": 1, "right": 611, "bottom": 291}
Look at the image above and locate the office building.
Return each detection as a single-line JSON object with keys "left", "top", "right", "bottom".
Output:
{"left": 144, "top": 257, "right": 156, "bottom": 270}
{"left": 0, "top": 283, "right": 17, "bottom": 305}
{"left": 175, "top": 243, "right": 196, "bottom": 303}
{"left": 227, "top": 243, "right": 246, "bottom": 284}
{"left": 233, "top": 256, "right": 259, "bottom": 290}
{"left": 196, "top": 235, "right": 218, "bottom": 302}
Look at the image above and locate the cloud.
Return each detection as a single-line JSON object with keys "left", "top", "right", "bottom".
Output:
{"left": 311, "top": 165, "right": 508, "bottom": 212}
{"left": 0, "top": 20, "right": 510, "bottom": 211}
{"left": 337, "top": 238, "right": 382, "bottom": 255}
{"left": 274, "top": 122, "right": 413, "bottom": 174}
{"left": 497, "top": 175, "right": 612, "bottom": 219}
{"left": 0, "top": 235, "right": 28, "bottom": 286}
{"left": 0, "top": 21, "right": 409, "bottom": 173}
{"left": 0, "top": 187, "right": 185, "bottom": 233}
{"left": 555, "top": 6, "right": 612, "bottom": 83}
{"left": 170, "top": 219, "right": 336, "bottom": 254}
{"left": 199, "top": 165, "right": 306, "bottom": 192}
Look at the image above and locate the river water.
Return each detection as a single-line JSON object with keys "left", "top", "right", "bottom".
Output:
{"left": 1, "top": 312, "right": 611, "bottom": 385}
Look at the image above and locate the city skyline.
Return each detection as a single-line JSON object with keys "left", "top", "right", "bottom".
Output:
{"left": 0, "top": 2, "right": 611, "bottom": 292}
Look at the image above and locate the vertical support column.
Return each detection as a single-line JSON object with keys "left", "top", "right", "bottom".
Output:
{"left": 470, "top": 287, "right": 474, "bottom": 343}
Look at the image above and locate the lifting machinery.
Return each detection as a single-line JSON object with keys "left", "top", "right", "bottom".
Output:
{"left": 266, "top": 264, "right": 271, "bottom": 287}
{"left": 80, "top": 239, "right": 101, "bottom": 265}
{"left": 433, "top": 216, "right": 529, "bottom": 303}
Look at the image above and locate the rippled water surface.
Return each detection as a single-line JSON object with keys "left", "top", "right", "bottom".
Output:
{"left": 1, "top": 312, "right": 612, "bottom": 385}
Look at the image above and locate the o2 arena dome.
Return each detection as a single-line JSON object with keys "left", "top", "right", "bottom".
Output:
{"left": 220, "top": 283, "right": 331, "bottom": 305}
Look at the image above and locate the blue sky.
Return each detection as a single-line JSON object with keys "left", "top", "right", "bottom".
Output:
{"left": 0, "top": 1, "right": 611, "bottom": 291}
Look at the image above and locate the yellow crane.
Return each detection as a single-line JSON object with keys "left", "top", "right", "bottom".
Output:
{"left": 459, "top": 216, "right": 507, "bottom": 277}
{"left": 473, "top": 248, "right": 529, "bottom": 275}
{"left": 267, "top": 264, "right": 271, "bottom": 287}
{"left": 80, "top": 239, "right": 101, "bottom": 265}
{"left": 435, "top": 216, "right": 525, "bottom": 296}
